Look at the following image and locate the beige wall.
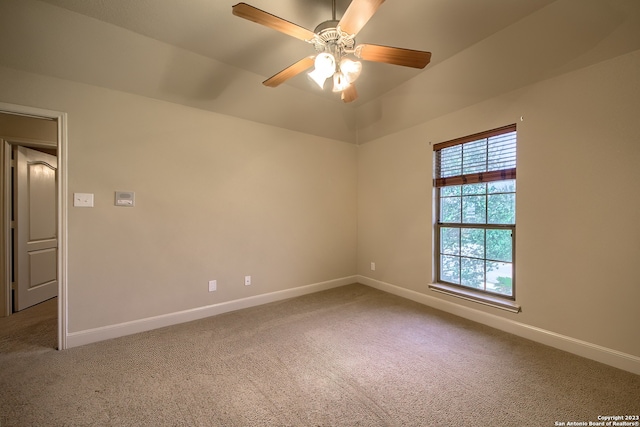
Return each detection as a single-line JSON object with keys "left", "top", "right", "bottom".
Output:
{"left": 1, "top": 0, "right": 638, "bottom": 365}
{"left": 357, "top": 49, "right": 640, "bottom": 358}
{"left": 0, "top": 113, "right": 57, "bottom": 146}
{"left": 0, "top": 66, "right": 357, "bottom": 332}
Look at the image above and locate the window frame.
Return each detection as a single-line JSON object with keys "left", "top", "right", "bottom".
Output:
{"left": 432, "top": 124, "right": 518, "bottom": 305}
{"left": 434, "top": 201, "right": 517, "bottom": 300}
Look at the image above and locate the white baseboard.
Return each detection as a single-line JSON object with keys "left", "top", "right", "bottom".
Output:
{"left": 66, "top": 276, "right": 357, "bottom": 349}
{"left": 66, "top": 274, "right": 640, "bottom": 376}
{"left": 358, "top": 275, "right": 640, "bottom": 376}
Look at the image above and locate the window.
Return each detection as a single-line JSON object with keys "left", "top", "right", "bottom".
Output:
{"left": 433, "top": 124, "right": 517, "bottom": 301}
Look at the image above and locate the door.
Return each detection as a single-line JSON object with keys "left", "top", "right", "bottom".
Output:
{"left": 14, "top": 146, "right": 58, "bottom": 311}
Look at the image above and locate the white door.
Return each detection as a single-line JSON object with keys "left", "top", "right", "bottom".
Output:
{"left": 14, "top": 146, "right": 58, "bottom": 311}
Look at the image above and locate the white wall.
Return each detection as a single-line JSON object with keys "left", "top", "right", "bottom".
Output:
{"left": 357, "top": 50, "right": 640, "bottom": 360}
{"left": 0, "top": 65, "right": 358, "bottom": 334}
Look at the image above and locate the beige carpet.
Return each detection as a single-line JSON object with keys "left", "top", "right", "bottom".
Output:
{"left": 0, "top": 296, "right": 58, "bottom": 353}
{"left": 0, "top": 284, "right": 638, "bottom": 426}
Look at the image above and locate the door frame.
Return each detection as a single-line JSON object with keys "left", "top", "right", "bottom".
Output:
{"left": 0, "top": 102, "right": 68, "bottom": 351}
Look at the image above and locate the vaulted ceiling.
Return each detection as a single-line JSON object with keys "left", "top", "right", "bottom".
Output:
{"left": 2, "top": 0, "right": 639, "bottom": 143}
{"left": 32, "top": 0, "right": 559, "bottom": 104}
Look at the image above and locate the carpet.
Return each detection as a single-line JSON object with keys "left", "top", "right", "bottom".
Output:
{"left": 0, "top": 284, "right": 638, "bottom": 426}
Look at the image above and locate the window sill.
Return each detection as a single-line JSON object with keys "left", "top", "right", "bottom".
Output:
{"left": 428, "top": 283, "right": 521, "bottom": 313}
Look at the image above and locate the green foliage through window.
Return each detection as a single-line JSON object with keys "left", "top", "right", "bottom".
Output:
{"left": 434, "top": 125, "right": 516, "bottom": 299}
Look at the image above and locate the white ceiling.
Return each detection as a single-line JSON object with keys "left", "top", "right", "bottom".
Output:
{"left": 2, "top": 0, "right": 639, "bottom": 143}
{"left": 34, "top": 0, "right": 557, "bottom": 104}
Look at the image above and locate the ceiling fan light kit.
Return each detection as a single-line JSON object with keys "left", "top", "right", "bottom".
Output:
{"left": 332, "top": 72, "right": 350, "bottom": 92}
{"left": 307, "top": 21, "right": 361, "bottom": 92}
{"left": 308, "top": 52, "right": 337, "bottom": 89}
{"left": 231, "top": 0, "right": 431, "bottom": 103}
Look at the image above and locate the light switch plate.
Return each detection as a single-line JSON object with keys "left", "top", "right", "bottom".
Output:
{"left": 73, "top": 193, "right": 94, "bottom": 207}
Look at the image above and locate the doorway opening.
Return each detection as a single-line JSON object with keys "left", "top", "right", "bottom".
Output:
{"left": 0, "top": 103, "right": 67, "bottom": 351}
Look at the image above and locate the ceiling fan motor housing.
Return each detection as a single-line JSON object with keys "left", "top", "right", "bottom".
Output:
{"left": 310, "top": 20, "right": 356, "bottom": 57}
{"left": 313, "top": 19, "right": 340, "bottom": 34}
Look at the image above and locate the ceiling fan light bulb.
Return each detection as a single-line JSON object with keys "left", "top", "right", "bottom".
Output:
{"left": 332, "top": 72, "right": 351, "bottom": 92}
{"left": 340, "top": 58, "right": 362, "bottom": 83}
{"left": 308, "top": 68, "right": 328, "bottom": 89}
{"left": 314, "top": 52, "right": 336, "bottom": 78}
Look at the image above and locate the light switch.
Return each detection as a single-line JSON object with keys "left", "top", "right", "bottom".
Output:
{"left": 73, "top": 193, "right": 94, "bottom": 207}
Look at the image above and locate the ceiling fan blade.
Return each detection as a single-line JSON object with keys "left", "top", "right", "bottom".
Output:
{"left": 232, "top": 3, "right": 316, "bottom": 41}
{"left": 341, "top": 84, "right": 358, "bottom": 103}
{"left": 357, "top": 44, "right": 431, "bottom": 69}
{"left": 338, "top": 0, "right": 385, "bottom": 35}
{"left": 263, "top": 56, "right": 315, "bottom": 87}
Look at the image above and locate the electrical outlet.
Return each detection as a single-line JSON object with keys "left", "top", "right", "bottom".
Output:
{"left": 244, "top": 275, "right": 251, "bottom": 286}
{"left": 208, "top": 280, "right": 217, "bottom": 292}
{"left": 371, "top": 262, "right": 376, "bottom": 271}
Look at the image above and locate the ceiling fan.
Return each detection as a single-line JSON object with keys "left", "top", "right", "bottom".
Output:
{"left": 232, "top": 0, "right": 431, "bottom": 103}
